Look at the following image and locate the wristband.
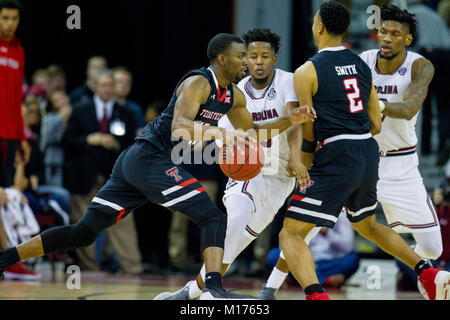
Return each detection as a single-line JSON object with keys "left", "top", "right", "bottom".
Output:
{"left": 301, "top": 139, "right": 316, "bottom": 153}
{"left": 379, "top": 100, "right": 385, "bottom": 112}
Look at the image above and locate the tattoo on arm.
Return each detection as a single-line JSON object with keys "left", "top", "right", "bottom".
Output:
{"left": 383, "top": 58, "right": 434, "bottom": 120}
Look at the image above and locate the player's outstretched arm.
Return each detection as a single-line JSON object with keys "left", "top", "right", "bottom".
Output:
{"left": 226, "top": 86, "right": 315, "bottom": 141}
{"left": 367, "top": 84, "right": 382, "bottom": 135}
{"left": 382, "top": 58, "right": 434, "bottom": 120}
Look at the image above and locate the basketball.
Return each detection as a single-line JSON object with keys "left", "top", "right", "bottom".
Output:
{"left": 218, "top": 141, "right": 265, "bottom": 181}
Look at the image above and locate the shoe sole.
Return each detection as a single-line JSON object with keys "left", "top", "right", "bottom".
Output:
{"left": 153, "top": 292, "right": 174, "bottom": 300}
{"left": 3, "top": 272, "right": 41, "bottom": 281}
{"left": 199, "top": 292, "right": 258, "bottom": 300}
{"left": 436, "top": 271, "right": 450, "bottom": 300}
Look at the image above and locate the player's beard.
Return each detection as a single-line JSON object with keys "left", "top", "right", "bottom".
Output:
{"left": 233, "top": 70, "right": 248, "bottom": 84}
{"left": 378, "top": 50, "right": 400, "bottom": 60}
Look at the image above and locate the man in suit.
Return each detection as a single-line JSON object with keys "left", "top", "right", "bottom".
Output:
{"left": 63, "top": 70, "right": 142, "bottom": 274}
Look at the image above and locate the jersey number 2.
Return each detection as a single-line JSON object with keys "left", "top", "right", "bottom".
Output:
{"left": 343, "top": 78, "right": 364, "bottom": 113}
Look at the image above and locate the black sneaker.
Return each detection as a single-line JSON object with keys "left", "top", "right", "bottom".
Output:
{"left": 199, "top": 287, "right": 259, "bottom": 300}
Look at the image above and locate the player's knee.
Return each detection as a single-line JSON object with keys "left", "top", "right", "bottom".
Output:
{"left": 415, "top": 241, "right": 443, "bottom": 261}
{"left": 198, "top": 206, "right": 227, "bottom": 229}
{"left": 71, "top": 221, "right": 98, "bottom": 248}
{"left": 279, "top": 218, "right": 311, "bottom": 242}
{"left": 41, "top": 221, "right": 99, "bottom": 253}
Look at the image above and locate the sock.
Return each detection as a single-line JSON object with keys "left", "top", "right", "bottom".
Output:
{"left": 304, "top": 283, "right": 324, "bottom": 295}
{"left": 415, "top": 259, "right": 432, "bottom": 276}
{"left": 204, "top": 272, "right": 222, "bottom": 290}
{"left": 266, "top": 267, "right": 288, "bottom": 290}
{"left": 0, "top": 247, "right": 20, "bottom": 270}
{"left": 188, "top": 278, "right": 203, "bottom": 299}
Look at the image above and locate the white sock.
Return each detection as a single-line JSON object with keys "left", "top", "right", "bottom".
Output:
{"left": 188, "top": 279, "right": 203, "bottom": 299}
{"left": 266, "top": 266, "right": 288, "bottom": 290}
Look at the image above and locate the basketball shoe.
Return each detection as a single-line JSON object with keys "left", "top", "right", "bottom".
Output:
{"left": 417, "top": 267, "right": 450, "bottom": 300}
{"left": 257, "top": 283, "right": 277, "bottom": 300}
{"left": 3, "top": 263, "right": 41, "bottom": 281}
{"left": 153, "top": 280, "right": 194, "bottom": 300}
{"left": 199, "top": 287, "right": 259, "bottom": 300}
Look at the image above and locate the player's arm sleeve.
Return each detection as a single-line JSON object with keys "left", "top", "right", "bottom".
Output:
{"left": 358, "top": 50, "right": 370, "bottom": 67}
{"left": 283, "top": 72, "right": 299, "bottom": 104}
{"left": 382, "top": 58, "right": 434, "bottom": 120}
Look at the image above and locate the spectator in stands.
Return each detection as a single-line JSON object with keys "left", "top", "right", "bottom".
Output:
{"left": 47, "top": 64, "right": 67, "bottom": 93}
{"left": 62, "top": 70, "right": 141, "bottom": 274}
{"left": 113, "top": 66, "right": 145, "bottom": 135}
{"left": 0, "top": 179, "right": 41, "bottom": 281}
{"left": 69, "top": 56, "right": 108, "bottom": 106}
{"left": 41, "top": 90, "right": 72, "bottom": 187}
{"left": 438, "top": 0, "right": 450, "bottom": 27}
{"left": 21, "top": 97, "right": 71, "bottom": 227}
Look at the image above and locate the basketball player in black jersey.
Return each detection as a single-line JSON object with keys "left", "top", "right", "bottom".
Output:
{"left": 0, "top": 33, "right": 314, "bottom": 299}
{"left": 274, "top": 1, "right": 445, "bottom": 300}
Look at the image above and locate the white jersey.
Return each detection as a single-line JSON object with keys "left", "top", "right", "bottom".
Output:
{"left": 359, "top": 49, "right": 424, "bottom": 152}
{"left": 218, "top": 68, "right": 298, "bottom": 178}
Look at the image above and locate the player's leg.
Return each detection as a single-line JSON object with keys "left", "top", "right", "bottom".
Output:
{"left": 125, "top": 141, "right": 254, "bottom": 299}
{"left": 412, "top": 230, "right": 443, "bottom": 261}
{"left": 0, "top": 149, "right": 145, "bottom": 276}
{"left": 279, "top": 218, "right": 322, "bottom": 293}
{"left": 377, "top": 154, "right": 443, "bottom": 260}
{"left": 350, "top": 141, "right": 449, "bottom": 300}
{"left": 259, "top": 226, "right": 321, "bottom": 299}
{"left": 197, "top": 195, "right": 254, "bottom": 282}
{"left": 352, "top": 215, "right": 422, "bottom": 269}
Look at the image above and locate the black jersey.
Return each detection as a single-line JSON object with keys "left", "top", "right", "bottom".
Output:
{"left": 309, "top": 47, "right": 373, "bottom": 141}
{"left": 137, "top": 67, "right": 234, "bottom": 153}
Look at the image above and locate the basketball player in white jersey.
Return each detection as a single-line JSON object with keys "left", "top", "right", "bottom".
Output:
{"left": 359, "top": 5, "right": 443, "bottom": 265}
{"left": 258, "top": 4, "right": 449, "bottom": 300}
{"left": 154, "top": 28, "right": 318, "bottom": 300}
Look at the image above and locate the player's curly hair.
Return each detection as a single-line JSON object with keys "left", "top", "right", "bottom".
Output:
{"left": 318, "top": 1, "right": 350, "bottom": 35}
{"left": 381, "top": 4, "right": 417, "bottom": 41}
{"left": 242, "top": 28, "right": 281, "bottom": 54}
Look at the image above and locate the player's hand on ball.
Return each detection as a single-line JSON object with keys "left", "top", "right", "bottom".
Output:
{"left": 289, "top": 105, "right": 316, "bottom": 124}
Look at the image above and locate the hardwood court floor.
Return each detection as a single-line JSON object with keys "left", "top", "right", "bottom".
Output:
{"left": 0, "top": 269, "right": 423, "bottom": 300}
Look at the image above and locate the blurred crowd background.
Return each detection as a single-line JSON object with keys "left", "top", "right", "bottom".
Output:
{"left": 0, "top": 0, "right": 449, "bottom": 291}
